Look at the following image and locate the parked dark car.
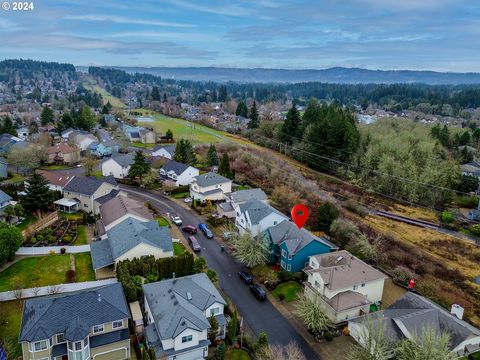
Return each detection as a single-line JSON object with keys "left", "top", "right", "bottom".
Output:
{"left": 238, "top": 271, "right": 253, "bottom": 284}
{"left": 188, "top": 236, "right": 201, "bottom": 252}
{"left": 250, "top": 283, "right": 267, "bottom": 301}
{"left": 198, "top": 223, "right": 213, "bottom": 239}
{"left": 182, "top": 225, "right": 197, "bottom": 234}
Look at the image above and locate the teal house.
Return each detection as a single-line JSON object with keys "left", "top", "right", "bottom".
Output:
{"left": 261, "top": 220, "right": 338, "bottom": 273}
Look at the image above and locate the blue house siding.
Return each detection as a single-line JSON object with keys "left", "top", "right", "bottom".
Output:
{"left": 279, "top": 240, "right": 332, "bottom": 273}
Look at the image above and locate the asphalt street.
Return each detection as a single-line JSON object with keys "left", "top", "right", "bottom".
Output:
{"left": 120, "top": 185, "right": 321, "bottom": 360}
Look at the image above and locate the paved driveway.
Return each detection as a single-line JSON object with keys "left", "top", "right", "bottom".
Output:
{"left": 120, "top": 186, "right": 321, "bottom": 360}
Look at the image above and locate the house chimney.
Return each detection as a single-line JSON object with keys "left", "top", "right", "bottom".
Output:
{"left": 451, "top": 304, "right": 464, "bottom": 320}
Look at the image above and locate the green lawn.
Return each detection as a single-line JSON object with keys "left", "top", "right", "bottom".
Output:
{"left": 271, "top": 281, "right": 302, "bottom": 302}
{"left": 39, "top": 164, "right": 75, "bottom": 170}
{"left": 17, "top": 214, "right": 38, "bottom": 230}
{"left": 172, "top": 192, "right": 190, "bottom": 199}
{"left": 251, "top": 264, "right": 279, "bottom": 284}
{"left": 0, "top": 255, "right": 70, "bottom": 291}
{"left": 227, "top": 348, "right": 250, "bottom": 360}
{"left": 174, "top": 242, "right": 186, "bottom": 256}
{"left": 0, "top": 300, "right": 23, "bottom": 358}
{"left": 60, "top": 212, "right": 84, "bottom": 221}
{"left": 74, "top": 253, "right": 95, "bottom": 282}
{"left": 131, "top": 141, "right": 155, "bottom": 149}
{"left": 73, "top": 225, "right": 88, "bottom": 245}
{"left": 82, "top": 77, "right": 126, "bottom": 108}
{"left": 157, "top": 217, "right": 169, "bottom": 226}
{"left": 4, "top": 172, "right": 25, "bottom": 184}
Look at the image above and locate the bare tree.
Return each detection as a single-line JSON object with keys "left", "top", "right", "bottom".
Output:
{"left": 257, "top": 341, "right": 307, "bottom": 360}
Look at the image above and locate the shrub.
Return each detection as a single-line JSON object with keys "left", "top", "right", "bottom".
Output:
{"left": 206, "top": 269, "right": 218, "bottom": 283}
{"left": 391, "top": 265, "right": 415, "bottom": 285}
{"left": 47, "top": 235, "right": 56, "bottom": 244}
{"left": 314, "top": 202, "right": 339, "bottom": 232}
{"left": 324, "top": 332, "right": 333, "bottom": 342}
{"left": 66, "top": 269, "right": 76, "bottom": 283}
{"left": 278, "top": 293, "right": 285, "bottom": 301}
{"left": 146, "top": 273, "right": 157, "bottom": 283}
{"left": 441, "top": 211, "right": 454, "bottom": 224}
{"left": 60, "top": 247, "right": 66, "bottom": 254}
{"left": 469, "top": 224, "right": 480, "bottom": 237}
{"left": 49, "top": 250, "right": 56, "bottom": 255}
{"left": 63, "top": 235, "right": 72, "bottom": 243}
{"left": 330, "top": 218, "right": 361, "bottom": 247}
{"left": 345, "top": 200, "right": 368, "bottom": 217}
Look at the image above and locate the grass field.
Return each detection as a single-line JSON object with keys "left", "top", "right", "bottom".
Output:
{"left": 271, "top": 281, "right": 302, "bottom": 302}
{"left": 17, "top": 214, "right": 37, "bottom": 230}
{"left": 157, "top": 217, "right": 169, "bottom": 226}
{"left": 82, "top": 77, "right": 126, "bottom": 108}
{"left": 227, "top": 349, "right": 250, "bottom": 360}
{"left": 0, "top": 300, "right": 23, "bottom": 358}
{"left": 39, "top": 164, "right": 75, "bottom": 171}
{"left": 0, "top": 255, "right": 70, "bottom": 291}
{"left": 74, "top": 253, "right": 95, "bottom": 282}
{"left": 174, "top": 242, "right": 186, "bottom": 256}
{"left": 172, "top": 192, "right": 189, "bottom": 199}
{"left": 73, "top": 225, "right": 88, "bottom": 245}
{"left": 131, "top": 141, "right": 155, "bottom": 149}
{"left": 60, "top": 212, "right": 83, "bottom": 221}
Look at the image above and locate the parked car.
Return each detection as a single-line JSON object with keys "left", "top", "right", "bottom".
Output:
{"left": 184, "top": 197, "right": 192, "bottom": 203}
{"left": 250, "top": 283, "right": 267, "bottom": 301}
{"left": 182, "top": 225, "right": 197, "bottom": 234}
{"left": 198, "top": 223, "right": 213, "bottom": 239}
{"left": 188, "top": 236, "right": 201, "bottom": 252}
{"left": 170, "top": 215, "right": 182, "bottom": 226}
{"left": 238, "top": 271, "right": 253, "bottom": 284}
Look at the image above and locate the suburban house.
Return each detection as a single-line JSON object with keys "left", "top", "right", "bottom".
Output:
{"left": 122, "top": 125, "right": 156, "bottom": 144}
{"left": 217, "top": 188, "right": 267, "bottom": 218}
{"left": 159, "top": 159, "right": 199, "bottom": 186}
{"left": 152, "top": 145, "right": 176, "bottom": 159}
{"left": 261, "top": 220, "right": 338, "bottom": 272}
{"left": 101, "top": 154, "right": 134, "bottom": 179}
{"left": 0, "top": 190, "right": 12, "bottom": 214}
{"left": 90, "top": 218, "right": 173, "bottom": 277}
{"left": 88, "top": 141, "right": 119, "bottom": 158}
{"left": 303, "top": 250, "right": 387, "bottom": 324}
{"left": 348, "top": 292, "right": 480, "bottom": 359}
{"left": 0, "top": 157, "right": 7, "bottom": 178}
{"left": 45, "top": 143, "right": 81, "bottom": 165}
{"left": 467, "top": 200, "right": 480, "bottom": 221}
{"left": 143, "top": 273, "right": 227, "bottom": 360}
{"left": 461, "top": 162, "right": 480, "bottom": 182}
{"left": 17, "top": 127, "right": 30, "bottom": 140}
{"left": 234, "top": 198, "right": 288, "bottom": 237}
{"left": 61, "top": 176, "right": 119, "bottom": 214}
{"left": 96, "top": 195, "right": 154, "bottom": 238}
{"left": 0, "top": 133, "right": 22, "bottom": 155}
{"left": 73, "top": 132, "right": 98, "bottom": 151}
{"left": 18, "top": 282, "right": 131, "bottom": 360}
{"left": 61, "top": 127, "right": 76, "bottom": 139}
{"left": 33, "top": 170, "right": 75, "bottom": 192}
{"left": 189, "top": 172, "right": 232, "bottom": 202}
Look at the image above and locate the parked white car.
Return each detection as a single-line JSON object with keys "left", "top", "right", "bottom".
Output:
{"left": 170, "top": 215, "right": 182, "bottom": 226}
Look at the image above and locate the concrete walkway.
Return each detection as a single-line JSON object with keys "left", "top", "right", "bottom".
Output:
{"left": 16, "top": 245, "right": 90, "bottom": 256}
{"left": 0, "top": 278, "right": 117, "bottom": 301}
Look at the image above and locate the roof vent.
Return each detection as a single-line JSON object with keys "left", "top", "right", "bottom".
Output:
{"left": 97, "top": 293, "right": 102, "bottom": 302}
{"left": 336, "top": 256, "right": 344, "bottom": 263}
{"left": 187, "top": 292, "right": 192, "bottom": 300}
{"left": 168, "top": 289, "right": 172, "bottom": 293}
{"left": 173, "top": 300, "right": 178, "bottom": 306}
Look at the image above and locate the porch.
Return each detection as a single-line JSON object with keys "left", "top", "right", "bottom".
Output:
{"left": 54, "top": 198, "right": 79, "bottom": 213}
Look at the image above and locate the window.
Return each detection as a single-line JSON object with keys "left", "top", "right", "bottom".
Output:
{"left": 75, "top": 341, "right": 82, "bottom": 351}
{"left": 314, "top": 280, "right": 321, "bottom": 289}
{"left": 281, "top": 249, "right": 286, "bottom": 258}
{"left": 83, "top": 203, "right": 88, "bottom": 208}
{"left": 280, "top": 260, "right": 286, "bottom": 269}
{"left": 92, "top": 324, "right": 104, "bottom": 334}
{"left": 56, "top": 333, "right": 65, "bottom": 344}
{"left": 181, "top": 335, "right": 193, "bottom": 343}
{"left": 210, "top": 307, "right": 220, "bottom": 316}
{"left": 288, "top": 254, "right": 292, "bottom": 260}
{"left": 273, "top": 221, "right": 277, "bottom": 225}
{"left": 353, "top": 285, "right": 358, "bottom": 290}
{"left": 287, "top": 264, "right": 291, "bottom": 271}
{"left": 33, "top": 340, "right": 48, "bottom": 352}
{"left": 112, "top": 320, "right": 123, "bottom": 329}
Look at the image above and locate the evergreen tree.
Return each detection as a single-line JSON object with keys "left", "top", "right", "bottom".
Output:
{"left": 75, "top": 106, "right": 96, "bottom": 131}
{"left": 40, "top": 105, "right": 54, "bottom": 126}
{"left": 1, "top": 116, "right": 17, "bottom": 136}
{"left": 165, "top": 129, "right": 173, "bottom": 141}
{"left": 0, "top": 222, "right": 23, "bottom": 267}
{"left": 60, "top": 112, "right": 74, "bottom": 130}
{"left": 235, "top": 101, "right": 248, "bottom": 117}
{"left": 163, "top": 93, "right": 168, "bottom": 103}
{"left": 278, "top": 103, "right": 301, "bottom": 144}
{"left": 218, "top": 153, "right": 233, "bottom": 179}
{"left": 151, "top": 86, "right": 161, "bottom": 101}
{"left": 218, "top": 85, "right": 228, "bottom": 102}
{"left": 128, "top": 151, "right": 150, "bottom": 184}
{"left": 207, "top": 144, "right": 219, "bottom": 167}
{"left": 461, "top": 146, "right": 474, "bottom": 163}
{"left": 459, "top": 130, "right": 471, "bottom": 146}
{"left": 101, "top": 104, "right": 110, "bottom": 114}
{"left": 173, "top": 139, "right": 197, "bottom": 165}
{"left": 248, "top": 101, "right": 259, "bottom": 129}
{"left": 315, "top": 202, "right": 340, "bottom": 232}
{"left": 226, "top": 308, "right": 238, "bottom": 344}
{"left": 23, "top": 172, "right": 53, "bottom": 213}
{"left": 208, "top": 316, "right": 219, "bottom": 344}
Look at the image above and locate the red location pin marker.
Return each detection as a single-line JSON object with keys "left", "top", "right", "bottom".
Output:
{"left": 291, "top": 204, "right": 309, "bottom": 229}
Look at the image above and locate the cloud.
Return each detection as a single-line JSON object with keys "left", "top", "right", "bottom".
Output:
{"left": 64, "top": 14, "right": 194, "bottom": 28}
{"left": 162, "top": 0, "right": 251, "bottom": 17}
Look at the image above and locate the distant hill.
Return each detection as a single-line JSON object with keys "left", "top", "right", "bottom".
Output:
{"left": 96, "top": 66, "right": 480, "bottom": 85}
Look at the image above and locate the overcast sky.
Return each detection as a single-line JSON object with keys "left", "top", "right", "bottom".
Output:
{"left": 0, "top": 0, "right": 478, "bottom": 71}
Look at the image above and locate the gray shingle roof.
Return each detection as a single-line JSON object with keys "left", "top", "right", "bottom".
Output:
{"left": 63, "top": 176, "right": 117, "bottom": 196}
{"left": 110, "top": 153, "right": 134, "bottom": 168}
{"left": 230, "top": 188, "right": 267, "bottom": 204}
{"left": 239, "top": 198, "right": 286, "bottom": 225}
{"left": 90, "top": 218, "right": 173, "bottom": 269}
{"left": 161, "top": 159, "right": 191, "bottom": 176}
{"left": 350, "top": 292, "right": 480, "bottom": 351}
{"left": 0, "top": 190, "right": 12, "bottom": 204}
{"left": 265, "top": 220, "right": 338, "bottom": 254}
{"left": 153, "top": 145, "right": 176, "bottom": 155}
{"left": 143, "top": 273, "right": 226, "bottom": 341}
{"left": 193, "top": 172, "right": 230, "bottom": 187}
{"left": 95, "top": 189, "right": 120, "bottom": 205}
{"left": 19, "top": 283, "right": 130, "bottom": 342}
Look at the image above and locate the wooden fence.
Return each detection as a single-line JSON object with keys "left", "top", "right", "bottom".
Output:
{"left": 21, "top": 211, "right": 59, "bottom": 239}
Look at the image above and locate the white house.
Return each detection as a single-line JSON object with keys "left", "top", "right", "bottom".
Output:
{"left": 234, "top": 198, "right": 288, "bottom": 237}
{"left": 73, "top": 132, "right": 98, "bottom": 151}
{"left": 159, "top": 159, "right": 199, "bottom": 186}
{"left": 152, "top": 145, "right": 176, "bottom": 159}
{"left": 218, "top": 188, "right": 268, "bottom": 218}
{"left": 303, "top": 250, "right": 387, "bottom": 324}
{"left": 102, "top": 153, "right": 134, "bottom": 179}
{"left": 31, "top": 170, "right": 75, "bottom": 192}
{"left": 17, "top": 127, "right": 29, "bottom": 140}
{"left": 143, "top": 273, "right": 227, "bottom": 360}
{"left": 348, "top": 292, "right": 480, "bottom": 359}
{"left": 190, "top": 172, "right": 232, "bottom": 202}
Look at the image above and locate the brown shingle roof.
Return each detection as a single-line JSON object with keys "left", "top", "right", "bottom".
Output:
{"left": 99, "top": 195, "right": 154, "bottom": 228}
{"left": 306, "top": 250, "right": 387, "bottom": 291}
{"left": 45, "top": 143, "right": 78, "bottom": 155}
{"left": 36, "top": 170, "right": 75, "bottom": 187}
